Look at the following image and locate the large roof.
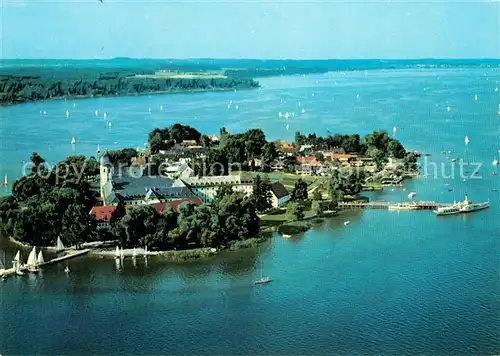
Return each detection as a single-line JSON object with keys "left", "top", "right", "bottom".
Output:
{"left": 112, "top": 175, "right": 175, "bottom": 197}
{"left": 270, "top": 182, "right": 290, "bottom": 199}
{"left": 181, "top": 174, "right": 253, "bottom": 187}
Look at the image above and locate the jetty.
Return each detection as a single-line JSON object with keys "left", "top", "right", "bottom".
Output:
{"left": 338, "top": 201, "right": 454, "bottom": 210}
{"left": 0, "top": 249, "right": 90, "bottom": 277}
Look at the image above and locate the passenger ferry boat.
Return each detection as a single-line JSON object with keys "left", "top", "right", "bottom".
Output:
{"left": 388, "top": 202, "right": 419, "bottom": 210}
{"left": 434, "top": 195, "right": 489, "bottom": 216}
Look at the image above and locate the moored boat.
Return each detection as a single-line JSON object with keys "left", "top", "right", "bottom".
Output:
{"left": 434, "top": 195, "right": 489, "bottom": 216}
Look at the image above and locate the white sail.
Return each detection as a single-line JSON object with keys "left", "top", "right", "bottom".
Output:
{"left": 37, "top": 250, "right": 44, "bottom": 264}
{"left": 103, "top": 112, "right": 107, "bottom": 119}
{"left": 120, "top": 247, "right": 124, "bottom": 258}
{"left": 464, "top": 135, "right": 469, "bottom": 145}
{"left": 301, "top": 108, "right": 305, "bottom": 114}
{"left": 115, "top": 246, "right": 120, "bottom": 258}
{"left": 160, "top": 104, "right": 163, "bottom": 111}
{"left": 132, "top": 248, "right": 137, "bottom": 257}
{"left": 95, "top": 110, "right": 99, "bottom": 117}
{"left": 71, "top": 137, "right": 76, "bottom": 145}
{"left": 66, "top": 110, "right": 70, "bottom": 117}
{"left": 14, "top": 250, "right": 20, "bottom": 262}
{"left": 4, "top": 174, "right": 7, "bottom": 186}
{"left": 144, "top": 245, "right": 148, "bottom": 256}
{"left": 108, "top": 122, "right": 112, "bottom": 128}
{"left": 27, "top": 247, "right": 37, "bottom": 266}
{"left": 56, "top": 236, "right": 64, "bottom": 250}
{"left": 393, "top": 126, "right": 397, "bottom": 136}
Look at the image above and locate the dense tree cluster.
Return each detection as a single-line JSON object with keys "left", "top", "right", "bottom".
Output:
{"left": 148, "top": 124, "right": 202, "bottom": 153}
{"left": 111, "top": 191, "right": 260, "bottom": 250}
{"left": 1, "top": 153, "right": 98, "bottom": 247}
{"left": 0, "top": 73, "right": 259, "bottom": 105}
{"left": 251, "top": 175, "right": 272, "bottom": 213}
{"left": 328, "top": 169, "right": 366, "bottom": 205}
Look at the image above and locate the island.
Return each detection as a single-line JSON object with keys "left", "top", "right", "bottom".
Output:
{"left": 0, "top": 124, "right": 417, "bottom": 261}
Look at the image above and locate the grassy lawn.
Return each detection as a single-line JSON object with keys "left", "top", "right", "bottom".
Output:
{"left": 234, "top": 171, "right": 328, "bottom": 193}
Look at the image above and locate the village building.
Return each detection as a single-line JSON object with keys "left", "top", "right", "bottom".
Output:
{"left": 178, "top": 175, "right": 254, "bottom": 204}
{"left": 295, "top": 155, "right": 323, "bottom": 175}
{"left": 270, "top": 182, "right": 291, "bottom": 208}
{"left": 99, "top": 152, "right": 196, "bottom": 206}
{"left": 163, "top": 162, "right": 194, "bottom": 179}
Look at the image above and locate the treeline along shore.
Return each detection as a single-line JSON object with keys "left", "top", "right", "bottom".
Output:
{"left": 0, "top": 122, "right": 418, "bottom": 261}
{"left": 2, "top": 58, "right": 498, "bottom": 105}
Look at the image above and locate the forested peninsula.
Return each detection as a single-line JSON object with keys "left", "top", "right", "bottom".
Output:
{"left": 0, "top": 66, "right": 259, "bottom": 105}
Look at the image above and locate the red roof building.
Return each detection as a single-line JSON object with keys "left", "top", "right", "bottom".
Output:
{"left": 90, "top": 197, "right": 203, "bottom": 223}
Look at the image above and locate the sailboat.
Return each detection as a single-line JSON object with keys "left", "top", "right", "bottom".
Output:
{"left": 474, "top": 94, "right": 478, "bottom": 101}
{"left": 464, "top": 135, "right": 470, "bottom": 145}
{"left": 37, "top": 250, "right": 45, "bottom": 265}
{"left": 493, "top": 158, "right": 499, "bottom": 166}
{"left": 65, "top": 110, "right": 70, "bottom": 117}
{"left": 103, "top": 112, "right": 107, "bottom": 119}
{"left": 393, "top": 126, "right": 397, "bottom": 137}
{"left": 108, "top": 121, "right": 112, "bottom": 128}
{"left": 301, "top": 108, "right": 305, "bottom": 114}
{"left": 14, "top": 251, "right": 24, "bottom": 276}
{"left": 3, "top": 174, "right": 7, "bottom": 187}
{"left": 96, "top": 144, "right": 101, "bottom": 154}
{"left": 254, "top": 257, "right": 272, "bottom": 285}
{"left": 447, "top": 105, "right": 451, "bottom": 112}
{"left": 132, "top": 248, "right": 137, "bottom": 258}
{"left": 115, "top": 246, "right": 120, "bottom": 259}
{"left": 144, "top": 245, "right": 148, "bottom": 257}
{"left": 120, "top": 247, "right": 124, "bottom": 259}
{"left": 71, "top": 137, "right": 76, "bottom": 145}
{"left": 56, "top": 236, "right": 65, "bottom": 250}
{"left": 95, "top": 110, "right": 99, "bottom": 117}
{"left": 160, "top": 104, "right": 163, "bottom": 111}
{"left": 27, "top": 247, "right": 40, "bottom": 273}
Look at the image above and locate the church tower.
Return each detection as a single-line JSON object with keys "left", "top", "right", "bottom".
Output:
{"left": 99, "top": 152, "right": 113, "bottom": 199}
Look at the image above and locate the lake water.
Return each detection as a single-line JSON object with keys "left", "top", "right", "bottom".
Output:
{"left": 1, "top": 68, "right": 499, "bottom": 354}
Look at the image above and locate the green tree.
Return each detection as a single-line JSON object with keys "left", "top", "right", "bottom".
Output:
{"left": 388, "top": 139, "right": 406, "bottom": 158}
{"left": 251, "top": 175, "right": 272, "bottom": 213}
{"left": 328, "top": 170, "right": 346, "bottom": 206}
{"left": 312, "top": 189, "right": 322, "bottom": 201}
{"left": 287, "top": 202, "right": 304, "bottom": 220}
{"left": 61, "top": 203, "right": 96, "bottom": 247}
{"left": 119, "top": 205, "right": 158, "bottom": 248}
{"left": 110, "top": 200, "right": 126, "bottom": 227}
{"left": 291, "top": 178, "right": 308, "bottom": 201}
{"left": 315, "top": 152, "right": 325, "bottom": 162}
{"left": 312, "top": 200, "right": 323, "bottom": 216}
{"left": 370, "top": 148, "right": 388, "bottom": 171}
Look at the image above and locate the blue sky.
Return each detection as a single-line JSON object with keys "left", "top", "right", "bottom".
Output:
{"left": 2, "top": 0, "right": 499, "bottom": 59}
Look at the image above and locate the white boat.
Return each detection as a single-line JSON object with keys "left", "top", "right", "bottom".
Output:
{"left": 447, "top": 105, "right": 451, "bottom": 112}
{"left": 37, "top": 250, "right": 44, "bottom": 265}
{"left": 493, "top": 159, "right": 498, "bottom": 166}
{"left": 27, "top": 247, "right": 40, "bottom": 273}
{"left": 474, "top": 94, "right": 478, "bottom": 101}
{"left": 254, "top": 259, "right": 272, "bottom": 285}
{"left": 148, "top": 108, "right": 152, "bottom": 113}
{"left": 344, "top": 220, "right": 351, "bottom": 226}
{"left": 132, "top": 248, "right": 137, "bottom": 258}
{"left": 103, "top": 112, "right": 107, "bottom": 119}
{"left": 464, "top": 135, "right": 469, "bottom": 145}
{"left": 160, "top": 104, "right": 163, "bottom": 111}
{"left": 120, "top": 247, "right": 124, "bottom": 259}
{"left": 115, "top": 246, "right": 120, "bottom": 259}
{"left": 227, "top": 104, "right": 231, "bottom": 109}
{"left": 71, "top": 137, "right": 76, "bottom": 145}
{"left": 434, "top": 195, "right": 489, "bottom": 216}
{"left": 64, "top": 266, "right": 70, "bottom": 274}
{"left": 144, "top": 245, "right": 148, "bottom": 256}
{"left": 4, "top": 174, "right": 8, "bottom": 186}
{"left": 13, "top": 250, "right": 20, "bottom": 265}
{"left": 235, "top": 105, "right": 239, "bottom": 110}
{"left": 42, "top": 110, "right": 47, "bottom": 115}
{"left": 356, "top": 93, "right": 360, "bottom": 99}
{"left": 56, "top": 236, "right": 65, "bottom": 250}
{"left": 301, "top": 108, "right": 305, "bottom": 114}
{"left": 108, "top": 122, "right": 112, "bottom": 128}
{"left": 96, "top": 145, "right": 101, "bottom": 154}
{"left": 95, "top": 110, "right": 99, "bottom": 117}
{"left": 278, "top": 112, "right": 283, "bottom": 118}
{"left": 66, "top": 110, "right": 70, "bottom": 117}
{"left": 393, "top": 126, "right": 397, "bottom": 136}
{"left": 286, "top": 124, "right": 289, "bottom": 131}
{"left": 285, "top": 112, "right": 290, "bottom": 119}
{"left": 388, "top": 203, "right": 419, "bottom": 211}
{"left": 408, "top": 192, "right": 416, "bottom": 199}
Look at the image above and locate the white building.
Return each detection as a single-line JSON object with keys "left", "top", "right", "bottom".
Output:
{"left": 164, "top": 162, "right": 194, "bottom": 179}
{"left": 178, "top": 175, "right": 254, "bottom": 204}
{"left": 270, "top": 182, "right": 291, "bottom": 208}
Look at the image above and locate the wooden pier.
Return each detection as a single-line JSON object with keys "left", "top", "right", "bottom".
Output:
{"left": 338, "top": 201, "right": 454, "bottom": 210}
{"left": 1, "top": 249, "right": 90, "bottom": 277}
